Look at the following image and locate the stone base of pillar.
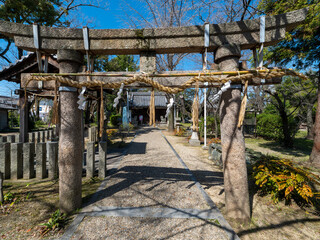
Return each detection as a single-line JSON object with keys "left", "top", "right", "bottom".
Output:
{"left": 189, "top": 131, "right": 200, "bottom": 146}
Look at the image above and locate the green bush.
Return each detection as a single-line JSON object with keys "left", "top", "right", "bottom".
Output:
{"left": 256, "top": 113, "right": 298, "bottom": 141}
{"left": 35, "top": 120, "right": 46, "bottom": 129}
{"left": 110, "top": 114, "right": 122, "bottom": 126}
{"left": 199, "top": 116, "right": 219, "bottom": 137}
{"left": 256, "top": 113, "right": 282, "bottom": 140}
{"left": 253, "top": 157, "right": 320, "bottom": 206}
{"left": 8, "top": 111, "right": 19, "bottom": 127}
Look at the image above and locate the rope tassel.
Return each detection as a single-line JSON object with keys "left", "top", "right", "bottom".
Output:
{"left": 192, "top": 82, "right": 199, "bottom": 131}
{"left": 149, "top": 88, "right": 155, "bottom": 127}
{"left": 238, "top": 80, "right": 249, "bottom": 128}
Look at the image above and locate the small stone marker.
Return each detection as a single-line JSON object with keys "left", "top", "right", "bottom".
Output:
{"left": 0, "top": 143, "right": 10, "bottom": 179}
{"left": 47, "top": 142, "right": 58, "bottom": 179}
{"left": 11, "top": 143, "right": 23, "bottom": 179}
{"left": 23, "top": 142, "right": 35, "bottom": 179}
{"left": 36, "top": 143, "right": 46, "bottom": 179}
{"left": 189, "top": 131, "right": 200, "bottom": 146}
{"left": 86, "top": 142, "right": 95, "bottom": 178}
{"left": 98, "top": 141, "right": 107, "bottom": 178}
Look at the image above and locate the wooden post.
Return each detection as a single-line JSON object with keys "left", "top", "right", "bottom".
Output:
{"left": 0, "top": 172, "right": 3, "bottom": 203}
{"left": 19, "top": 90, "right": 29, "bottom": 143}
{"left": 215, "top": 44, "right": 250, "bottom": 223}
{"left": 57, "top": 49, "right": 84, "bottom": 213}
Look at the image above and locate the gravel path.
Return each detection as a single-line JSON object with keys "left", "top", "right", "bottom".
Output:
{"left": 62, "top": 127, "right": 238, "bottom": 240}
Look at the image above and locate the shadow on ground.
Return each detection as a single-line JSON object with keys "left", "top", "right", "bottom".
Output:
{"left": 83, "top": 165, "right": 224, "bottom": 208}
{"left": 257, "top": 139, "right": 312, "bottom": 158}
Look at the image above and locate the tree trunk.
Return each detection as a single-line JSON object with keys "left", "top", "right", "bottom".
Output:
{"left": 266, "top": 90, "right": 293, "bottom": 148}
{"left": 310, "top": 64, "right": 320, "bottom": 168}
{"left": 306, "top": 104, "right": 314, "bottom": 140}
{"left": 279, "top": 108, "right": 293, "bottom": 148}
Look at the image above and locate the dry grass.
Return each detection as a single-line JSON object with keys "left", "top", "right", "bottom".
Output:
{"left": 0, "top": 178, "right": 102, "bottom": 239}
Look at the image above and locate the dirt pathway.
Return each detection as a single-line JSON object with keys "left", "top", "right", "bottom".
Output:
{"left": 61, "top": 127, "right": 238, "bottom": 240}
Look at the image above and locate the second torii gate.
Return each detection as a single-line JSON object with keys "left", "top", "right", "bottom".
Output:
{"left": 0, "top": 8, "right": 307, "bottom": 223}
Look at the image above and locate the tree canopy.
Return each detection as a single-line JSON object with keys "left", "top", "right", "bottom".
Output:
{"left": 0, "top": 0, "right": 104, "bottom": 62}
{"left": 259, "top": 0, "right": 320, "bottom": 68}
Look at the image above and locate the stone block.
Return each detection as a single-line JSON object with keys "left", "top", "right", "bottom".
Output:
{"left": 212, "top": 150, "right": 222, "bottom": 168}
{"left": 47, "top": 142, "right": 58, "bottom": 179}
{"left": 23, "top": 143, "right": 35, "bottom": 179}
{"left": 88, "top": 127, "right": 93, "bottom": 142}
{"left": 52, "top": 129, "right": 56, "bottom": 139}
{"left": 36, "top": 143, "right": 46, "bottom": 179}
{"left": 189, "top": 131, "right": 200, "bottom": 146}
{"left": 41, "top": 131, "right": 46, "bottom": 142}
{"left": 0, "top": 143, "right": 10, "bottom": 179}
{"left": 7, "top": 135, "right": 15, "bottom": 143}
{"left": 11, "top": 143, "right": 23, "bottom": 179}
{"left": 47, "top": 130, "right": 51, "bottom": 140}
{"left": 86, "top": 142, "right": 95, "bottom": 178}
{"left": 98, "top": 141, "right": 107, "bottom": 178}
{"left": 0, "top": 136, "right": 7, "bottom": 142}
{"left": 35, "top": 131, "right": 41, "bottom": 143}
{"left": 140, "top": 52, "right": 156, "bottom": 73}
{"left": 28, "top": 132, "right": 35, "bottom": 143}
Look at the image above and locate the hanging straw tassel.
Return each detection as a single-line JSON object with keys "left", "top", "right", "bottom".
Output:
{"left": 99, "top": 85, "right": 105, "bottom": 138}
{"left": 51, "top": 80, "right": 59, "bottom": 125}
{"left": 238, "top": 80, "right": 249, "bottom": 128}
{"left": 149, "top": 88, "right": 155, "bottom": 127}
{"left": 192, "top": 81, "right": 199, "bottom": 131}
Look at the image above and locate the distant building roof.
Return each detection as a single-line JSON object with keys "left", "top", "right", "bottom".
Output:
{"left": 0, "top": 53, "right": 59, "bottom": 83}
{"left": 0, "top": 95, "right": 18, "bottom": 110}
{"left": 129, "top": 92, "right": 167, "bottom": 108}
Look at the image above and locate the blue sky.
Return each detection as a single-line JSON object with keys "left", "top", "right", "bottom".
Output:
{"left": 0, "top": 1, "right": 204, "bottom": 96}
{"left": 0, "top": 2, "right": 128, "bottom": 96}
{"left": 0, "top": 0, "right": 255, "bottom": 96}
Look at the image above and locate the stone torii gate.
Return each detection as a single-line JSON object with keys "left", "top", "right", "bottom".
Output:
{"left": 0, "top": 8, "right": 307, "bottom": 222}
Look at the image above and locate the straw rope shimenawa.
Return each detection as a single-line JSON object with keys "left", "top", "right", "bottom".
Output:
{"left": 23, "top": 69, "right": 307, "bottom": 133}
{"left": 26, "top": 68, "right": 307, "bottom": 94}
